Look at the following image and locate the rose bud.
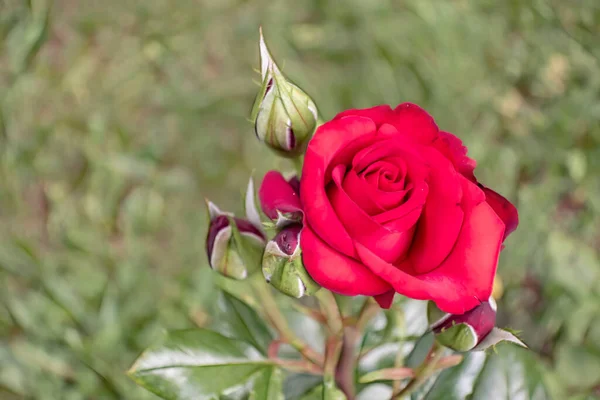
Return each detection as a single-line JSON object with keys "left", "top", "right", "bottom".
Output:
{"left": 259, "top": 171, "right": 303, "bottom": 228}
{"left": 262, "top": 224, "right": 320, "bottom": 298}
{"left": 205, "top": 179, "right": 266, "bottom": 280}
{"left": 428, "top": 299, "right": 497, "bottom": 352}
{"left": 250, "top": 28, "right": 318, "bottom": 157}
{"left": 428, "top": 298, "right": 528, "bottom": 352}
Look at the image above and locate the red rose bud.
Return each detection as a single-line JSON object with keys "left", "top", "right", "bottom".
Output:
{"left": 205, "top": 199, "right": 266, "bottom": 280}
{"left": 428, "top": 299, "right": 497, "bottom": 352}
{"left": 262, "top": 224, "right": 320, "bottom": 298}
{"left": 259, "top": 171, "right": 303, "bottom": 228}
{"left": 250, "top": 28, "right": 318, "bottom": 157}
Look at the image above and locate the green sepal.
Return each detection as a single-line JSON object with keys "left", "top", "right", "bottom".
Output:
{"left": 436, "top": 323, "right": 478, "bottom": 352}
{"left": 262, "top": 245, "right": 320, "bottom": 298}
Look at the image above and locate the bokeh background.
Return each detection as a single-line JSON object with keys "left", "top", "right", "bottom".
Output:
{"left": 1, "top": 0, "right": 599, "bottom": 398}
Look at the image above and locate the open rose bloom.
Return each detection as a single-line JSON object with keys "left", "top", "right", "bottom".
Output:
{"left": 261, "top": 103, "right": 518, "bottom": 314}
{"left": 131, "top": 30, "right": 532, "bottom": 400}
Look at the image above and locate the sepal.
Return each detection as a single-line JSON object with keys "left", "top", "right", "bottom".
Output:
{"left": 262, "top": 224, "right": 320, "bottom": 298}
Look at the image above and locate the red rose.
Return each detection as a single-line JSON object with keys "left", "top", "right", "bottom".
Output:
{"left": 259, "top": 103, "right": 518, "bottom": 314}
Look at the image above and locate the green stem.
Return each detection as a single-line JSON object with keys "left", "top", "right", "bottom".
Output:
{"left": 355, "top": 297, "right": 380, "bottom": 331}
{"left": 272, "top": 358, "right": 322, "bottom": 375}
{"left": 251, "top": 278, "right": 324, "bottom": 367}
{"left": 316, "top": 290, "right": 354, "bottom": 398}
{"left": 392, "top": 342, "right": 444, "bottom": 399}
{"left": 315, "top": 290, "right": 343, "bottom": 334}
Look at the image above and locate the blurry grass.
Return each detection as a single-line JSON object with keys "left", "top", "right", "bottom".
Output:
{"left": 1, "top": 0, "right": 599, "bottom": 398}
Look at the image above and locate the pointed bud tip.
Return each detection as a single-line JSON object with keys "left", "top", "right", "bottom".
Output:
{"left": 244, "top": 176, "right": 264, "bottom": 234}
{"left": 258, "top": 27, "right": 275, "bottom": 79}
{"left": 205, "top": 199, "right": 222, "bottom": 220}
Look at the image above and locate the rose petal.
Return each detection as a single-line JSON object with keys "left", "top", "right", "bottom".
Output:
{"left": 358, "top": 176, "right": 505, "bottom": 314}
{"left": 359, "top": 160, "right": 412, "bottom": 210}
{"left": 301, "top": 116, "right": 379, "bottom": 257}
{"left": 372, "top": 181, "right": 428, "bottom": 230}
{"left": 259, "top": 170, "right": 303, "bottom": 220}
{"left": 374, "top": 290, "right": 395, "bottom": 309}
{"left": 352, "top": 139, "right": 429, "bottom": 211}
{"left": 389, "top": 103, "right": 439, "bottom": 144}
{"left": 301, "top": 226, "right": 391, "bottom": 296}
{"left": 334, "top": 105, "right": 395, "bottom": 127}
{"left": 341, "top": 169, "right": 386, "bottom": 215}
{"left": 403, "top": 147, "right": 464, "bottom": 274}
{"left": 433, "top": 131, "right": 477, "bottom": 182}
{"left": 481, "top": 186, "right": 518, "bottom": 240}
{"left": 328, "top": 165, "right": 414, "bottom": 263}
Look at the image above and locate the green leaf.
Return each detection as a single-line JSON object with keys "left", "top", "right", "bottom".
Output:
{"left": 423, "top": 343, "right": 549, "bottom": 400}
{"left": 405, "top": 332, "right": 435, "bottom": 368}
{"left": 128, "top": 329, "right": 274, "bottom": 400}
{"left": 213, "top": 291, "right": 273, "bottom": 355}
{"left": 250, "top": 368, "right": 284, "bottom": 400}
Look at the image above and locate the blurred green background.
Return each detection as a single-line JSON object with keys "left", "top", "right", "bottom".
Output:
{"left": 1, "top": 0, "right": 599, "bottom": 398}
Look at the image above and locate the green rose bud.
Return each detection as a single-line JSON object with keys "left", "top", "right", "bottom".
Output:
{"left": 250, "top": 28, "right": 318, "bottom": 157}
{"left": 262, "top": 224, "right": 320, "bottom": 298}
{"left": 205, "top": 179, "right": 266, "bottom": 280}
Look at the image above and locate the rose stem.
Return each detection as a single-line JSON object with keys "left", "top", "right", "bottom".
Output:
{"left": 250, "top": 278, "right": 324, "bottom": 367}
{"left": 391, "top": 303, "right": 407, "bottom": 394}
{"left": 272, "top": 358, "right": 322, "bottom": 375}
{"left": 391, "top": 341, "right": 444, "bottom": 399}
{"left": 316, "top": 290, "right": 355, "bottom": 398}
{"left": 333, "top": 297, "right": 380, "bottom": 399}
{"left": 355, "top": 297, "right": 381, "bottom": 332}
{"left": 292, "top": 302, "right": 327, "bottom": 324}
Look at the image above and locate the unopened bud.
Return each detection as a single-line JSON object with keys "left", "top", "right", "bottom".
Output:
{"left": 262, "top": 224, "right": 320, "bottom": 298}
{"left": 250, "top": 28, "right": 318, "bottom": 157}
{"left": 205, "top": 189, "right": 266, "bottom": 279}
{"left": 259, "top": 171, "right": 303, "bottom": 228}
{"left": 428, "top": 299, "right": 497, "bottom": 352}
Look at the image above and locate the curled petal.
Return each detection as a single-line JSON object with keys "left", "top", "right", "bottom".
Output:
{"left": 401, "top": 147, "right": 465, "bottom": 274}
{"left": 389, "top": 103, "right": 439, "bottom": 144}
{"left": 357, "top": 180, "right": 504, "bottom": 314}
{"left": 301, "top": 227, "right": 391, "bottom": 296}
{"left": 334, "top": 105, "right": 395, "bottom": 127}
{"left": 301, "top": 116, "right": 378, "bottom": 257}
{"left": 433, "top": 131, "right": 477, "bottom": 182}
{"left": 340, "top": 169, "right": 386, "bottom": 215}
{"left": 481, "top": 186, "right": 519, "bottom": 240}
{"left": 328, "top": 165, "right": 413, "bottom": 263}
